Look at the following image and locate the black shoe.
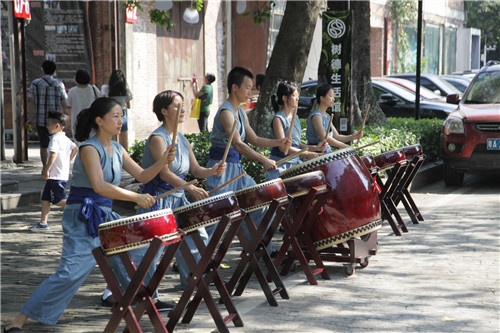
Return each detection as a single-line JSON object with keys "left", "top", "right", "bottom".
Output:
{"left": 101, "top": 295, "right": 116, "bottom": 307}
{"left": 155, "top": 299, "right": 175, "bottom": 312}
{"left": 4, "top": 327, "right": 23, "bottom": 333}
{"left": 172, "top": 261, "right": 179, "bottom": 273}
{"left": 270, "top": 250, "right": 279, "bottom": 258}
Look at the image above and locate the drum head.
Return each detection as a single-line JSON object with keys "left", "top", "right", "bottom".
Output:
{"left": 99, "top": 208, "right": 174, "bottom": 230}
{"left": 280, "top": 148, "right": 357, "bottom": 179}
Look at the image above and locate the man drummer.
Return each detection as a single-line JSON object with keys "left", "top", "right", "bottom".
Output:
{"left": 205, "top": 66, "right": 290, "bottom": 245}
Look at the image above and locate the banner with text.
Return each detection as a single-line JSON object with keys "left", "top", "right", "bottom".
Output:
{"left": 319, "top": 11, "right": 352, "bottom": 133}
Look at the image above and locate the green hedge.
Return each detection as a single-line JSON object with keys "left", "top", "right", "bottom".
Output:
{"left": 128, "top": 117, "right": 443, "bottom": 187}
{"left": 357, "top": 117, "right": 442, "bottom": 163}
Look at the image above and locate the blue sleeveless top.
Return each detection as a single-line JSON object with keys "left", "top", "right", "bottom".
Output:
{"left": 306, "top": 109, "right": 331, "bottom": 145}
{"left": 70, "top": 136, "right": 123, "bottom": 189}
{"left": 269, "top": 111, "right": 301, "bottom": 160}
{"left": 142, "top": 125, "right": 190, "bottom": 177}
{"left": 210, "top": 100, "right": 246, "bottom": 148}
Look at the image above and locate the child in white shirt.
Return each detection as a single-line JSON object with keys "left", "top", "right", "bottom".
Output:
{"left": 30, "top": 111, "right": 78, "bottom": 231}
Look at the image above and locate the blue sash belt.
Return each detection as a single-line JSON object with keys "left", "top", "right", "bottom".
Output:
{"left": 209, "top": 146, "right": 240, "bottom": 163}
{"left": 67, "top": 187, "right": 113, "bottom": 238}
{"left": 142, "top": 175, "right": 185, "bottom": 211}
{"left": 270, "top": 143, "right": 300, "bottom": 159}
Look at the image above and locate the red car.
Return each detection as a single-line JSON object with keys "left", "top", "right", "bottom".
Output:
{"left": 440, "top": 62, "right": 500, "bottom": 185}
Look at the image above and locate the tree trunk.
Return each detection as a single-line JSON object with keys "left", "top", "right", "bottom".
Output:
{"left": 350, "top": 0, "right": 386, "bottom": 126}
{"left": 252, "top": 1, "right": 323, "bottom": 137}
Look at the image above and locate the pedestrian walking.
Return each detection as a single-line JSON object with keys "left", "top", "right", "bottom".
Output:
{"left": 192, "top": 73, "right": 216, "bottom": 132}
{"left": 30, "top": 111, "right": 78, "bottom": 231}
{"left": 108, "top": 69, "right": 133, "bottom": 150}
{"left": 28, "top": 60, "right": 67, "bottom": 169}
{"left": 66, "top": 68, "right": 102, "bottom": 145}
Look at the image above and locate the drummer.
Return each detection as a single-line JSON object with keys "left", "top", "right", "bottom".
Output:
{"left": 205, "top": 66, "right": 290, "bottom": 242}
{"left": 266, "top": 81, "right": 325, "bottom": 181}
{"left": 137, "top": 90, "right": 225, "bottom": 289}
{"left": 306, "top": 83, "right": 363, "bottom": 152}
{"left": 4, "top": 97, "right": 176, "bottom": 332}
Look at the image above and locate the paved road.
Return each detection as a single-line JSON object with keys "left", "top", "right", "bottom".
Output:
{"left": 1, "top": 166, "right": 499, "bottom": 332}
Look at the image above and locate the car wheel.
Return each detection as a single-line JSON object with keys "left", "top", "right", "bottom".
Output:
{"left": 443, "top": 164, "right": 464, "bottom": 186}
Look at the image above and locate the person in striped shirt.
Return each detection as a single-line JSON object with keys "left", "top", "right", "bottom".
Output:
{"left": 28, "top": 60, "right": 68, "bottom": 169}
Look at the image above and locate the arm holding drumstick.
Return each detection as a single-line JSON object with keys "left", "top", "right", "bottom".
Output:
{"left": 276, "top": 147, "right": 308, "bottom": 166}
{"left": 168, "top": 102, "right": 182, "bottom": 168}
{"left": 356, "top": 104, "right": 370, "bottom": 145}
{"left": 283, "top": 108, "right": 296, "bottom": 155}
{"left": 221, "top": 120, "right": 237, "bottom": 165}
{"left": 208, "top": 172, "right": 246, "bottom": 195}
{"left": 134, "top": 180, "right": 199, "bottom": 209}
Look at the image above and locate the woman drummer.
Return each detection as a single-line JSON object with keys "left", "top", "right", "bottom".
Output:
{"left": 266, "top": 81, "right": 325, "bottom": 181}
{"left": 139, "top": 90, "right": 225, "bottom": 289}
{"left": 4, "top": 97, "right": 175, "bottom": 332}
{"left": 306, "top": 83, "right": 363, "bottom": 152}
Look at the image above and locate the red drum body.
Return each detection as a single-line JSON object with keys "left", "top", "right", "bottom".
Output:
{"left": 174, "top": 191, "right": 241, "bottom": 233}
{"left": 282, "top": 170, "right": 326, "bottom": 198}
{"left": 99, "top": 209, "right": 178, "bottom": 255}
{"left": 280, "top": 148, "right": 382, "bottom": 250}
{"left": 235, "top": 178, "right": 288, "bottom": 212}
{"left": 374, "top": 149, "right": 406, "bottom": 171}
{"left": 402, "top": 144, "right": 423, "bottom": 159}
{"left": 361, "top": 155, "right": 377, "bottom": 175}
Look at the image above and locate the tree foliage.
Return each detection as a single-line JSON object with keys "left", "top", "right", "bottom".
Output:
{"left": 465, "top": 0, "right": 500, "bottom": 48}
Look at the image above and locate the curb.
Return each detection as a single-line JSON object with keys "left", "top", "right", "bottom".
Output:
{"left": 410, "top": 160, "right": 443, "bottom": 191}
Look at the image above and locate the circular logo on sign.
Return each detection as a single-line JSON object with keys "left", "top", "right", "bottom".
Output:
{"left": 327, "top": 19, "right": 346, "bottom": 39}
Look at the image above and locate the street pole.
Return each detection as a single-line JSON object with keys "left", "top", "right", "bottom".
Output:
{"left": 0, "top": 6, "right": 5, "bottom": 161}
{"left": 7, "top": 1, "right": 26, "bottom": 163}
{"left": 415, "top": 0, "right": 422, "bottom": 120}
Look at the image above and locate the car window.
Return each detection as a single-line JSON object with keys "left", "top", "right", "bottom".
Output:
{"left": 420, "top": 78, "right": 440, "bottom": 93}
{"left": 373, "top": 81, "right": 416, "bottom": 101}
{"left": 300, "top": 84, "right": 317, "bottom": 97}
{"left": 464, "top": 71, "right": 500, "bottom": 104}
{"left": 434, "top": 77, "right": 462, "bottom": 94}
{"left": 446, "top": 80, "right": 468, "bottom": 92}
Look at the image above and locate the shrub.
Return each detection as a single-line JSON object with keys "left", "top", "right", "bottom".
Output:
{"left": 357, "top": 117, "right": 442, "bottom": 162}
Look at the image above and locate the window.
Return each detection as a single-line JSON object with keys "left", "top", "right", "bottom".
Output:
{"left": 424, "top": 24, "right": 440, "bottom": 74}
{"left": 267, "top": 1, "right": 286, "bottom": 65}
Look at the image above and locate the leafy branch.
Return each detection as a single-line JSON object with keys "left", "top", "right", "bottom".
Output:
{"left": 243, "top": 1, "right": 275, "bottom": 24}
{"left": 123, "top": 0, "right": 204, "bottom": 31}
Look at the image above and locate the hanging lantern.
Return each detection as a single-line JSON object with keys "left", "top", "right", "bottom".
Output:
{"left": 183, "top": 6, "right": 199, "bottom": 24}
{"left": 156, "top": 0, "right": 173, "bottom": 11}
{"left": 236, "top": 0, "right": 247, "bottom": 14}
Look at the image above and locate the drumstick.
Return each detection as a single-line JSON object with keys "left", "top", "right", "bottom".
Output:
{"left": 284, "top": 108, "right": 297, "bottom": 155}
{"left": 355, "top": 140, "right": 380, "bottom": 151}
{"left": 207, "top": 171, "right": 246, "bottom": 195}
{"left": 356, "top": 104, "right": 371, "bottom": 145}
{"left": 134, "top": 180, "right": 198, "bottom": 209}
{"left": 324, "top": 113, "right": 334, "bottom": 140}
{"left": 168, "top": 102, "right": 182, "bottom": 167}
{"left": 276, "top": 147, "right": 308, "bottom": 166}
{"left": 155, "top": 179, "right": 198, "bottom": 200}
{"left": 221, "top": 120, "right": 237, "bottom": 165}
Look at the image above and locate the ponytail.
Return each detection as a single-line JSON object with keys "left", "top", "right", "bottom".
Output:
{"left": 272, "top": 81, "right": 298, "bottom": 112}
{"left": 74, "top": 97, "right": 119, "bottom": 142}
